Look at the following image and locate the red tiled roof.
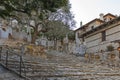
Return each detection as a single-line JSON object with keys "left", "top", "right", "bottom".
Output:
{"left": 103, "top": 13, "right": 117, "bottom": 18}
{"left": 75, "top": 18, "right": 104, "bottom": 32}
{"left": 75, "top": 13, "right": 117, "bottom": 32}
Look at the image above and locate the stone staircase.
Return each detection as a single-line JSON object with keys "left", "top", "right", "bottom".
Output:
{"left": 0, "top": 50, "right": 120, "bottom": 80}
{"left": 0, "top": 65, "right": 25, "bottom": 80}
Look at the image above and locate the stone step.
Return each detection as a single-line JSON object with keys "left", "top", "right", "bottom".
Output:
{"left": 6, "top": 61, "right": 118, "bottom": 75}
{"left": 28, "top": 76, "right": 95, "bottom": 80}
{"left": 27, "top": 72, "right": 120, "bottom": 78}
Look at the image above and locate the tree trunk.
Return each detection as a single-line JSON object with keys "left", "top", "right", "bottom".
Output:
{"left": 53, "top": 39, "right": 57, "bottom": 50}
{"left": 32, "top": 27, "right": 38, "bottom": 44}
{"left": 31, "top": 31, "right": 38, "bottom": 44}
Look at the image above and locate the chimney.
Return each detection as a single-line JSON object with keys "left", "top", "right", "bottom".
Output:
{"left": 115, "top": 14, "right": 118, "bottom": 17}
{"left": 99, "top": 13, "right": 104, "bottom": 21}
{"left": 80, "top": 21, "right": 82, "bottom": 27}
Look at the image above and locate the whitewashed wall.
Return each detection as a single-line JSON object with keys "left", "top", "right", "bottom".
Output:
{"left": 0, "top": 27, "right": 12, "bottom": 39}
{"left": 86, "top": 21, "right": 102, "bottom": 32}
{"left": 85, "top": 23, "right": 120, "bottom": 53}
{"left": 12, "top": 30, "right": 27, "bottom": 40}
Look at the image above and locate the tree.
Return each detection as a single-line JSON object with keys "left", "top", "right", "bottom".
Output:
{"left": 49, "top": 1, "right": 76, "bottom": 29}
{"left": 45, "top": 21, "right": 68, "bottom": 40}
{"left": 0, "top": 0, "right": 68, "bottom": 17}
{"left": 0, "top": 0, "right": 69, "bottom": 43}
{"left": 44, "top": 20, "right": 74, "bottom": 49}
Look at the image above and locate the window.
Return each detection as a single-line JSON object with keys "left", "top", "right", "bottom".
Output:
{"left": 83, "top": 28, "right": 86, "bottom": 31}
{"left": 104, "top": 18, "right": 106, "bottom": 21}
{"left": 109, "top": 18, "right": 112, "bottom": 20}
{"left": 102, "top": 31, "right": 106, "bottom": 41}
{"left": 82, "top": 37, "right": 85, "bottom": 42}
{"left": 91, "top": 26, "right": 94, "bottom": 30}
{"left": 77, "top": 33, "right": 80, "bottom": 38}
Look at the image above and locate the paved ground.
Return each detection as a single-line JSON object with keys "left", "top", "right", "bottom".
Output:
{"left": 0, "top": 65, "right": 24, "bottom": 80}
{"left": 0, "top": 49, "right": 120, "bottom": 80}
{"left": 22, "top": 50, "right": 120, "bottom": 80}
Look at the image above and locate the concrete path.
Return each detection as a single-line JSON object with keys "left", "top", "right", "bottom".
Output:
{"left": 0, "top": 65, "right": 24, "bottom": 80}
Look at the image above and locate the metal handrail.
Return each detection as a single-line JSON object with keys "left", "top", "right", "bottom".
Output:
{"left": 0, "top": 46, "right": 2, "bottom": 60}
{"left": 0, "top": 45, "right": 27, "bottom": 79}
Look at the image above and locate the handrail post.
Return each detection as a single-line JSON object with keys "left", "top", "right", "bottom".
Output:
{"left": 6, "top": 50, "right": 8, "bottom": 67}
{"left": 20, "top": 56, "right": 22, "bottom": 76}
{"left": 0, "top": 46, "right": 2, "bottom": 61}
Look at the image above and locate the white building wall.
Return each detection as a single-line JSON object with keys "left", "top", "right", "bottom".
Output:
{"left": 86, "top": 21, "right": 101, "bottom": 32}
{"left": 107, "top": 32, "right": 120, "bottom": 42}
{"left": 86, "top": 23, "right": 95, "bottom": 31}
{"left": 85, "top": 24, "right": 120, "bottom": 53}
{"left": 106, "top": 25, "right": 120, "bottom": 35}
{"left": 85, "top": 33, "right": 101, "bottom": 43}
{"left": 0, "top": 27, "right": 12, "bottom": 39}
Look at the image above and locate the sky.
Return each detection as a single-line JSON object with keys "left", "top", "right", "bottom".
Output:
{"left": 69, "top": 0, "right": 120, "bottom": 29}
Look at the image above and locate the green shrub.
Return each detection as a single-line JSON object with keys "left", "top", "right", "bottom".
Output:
{"left": 107, "top": 45, "right": 114, "bottom": 51}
